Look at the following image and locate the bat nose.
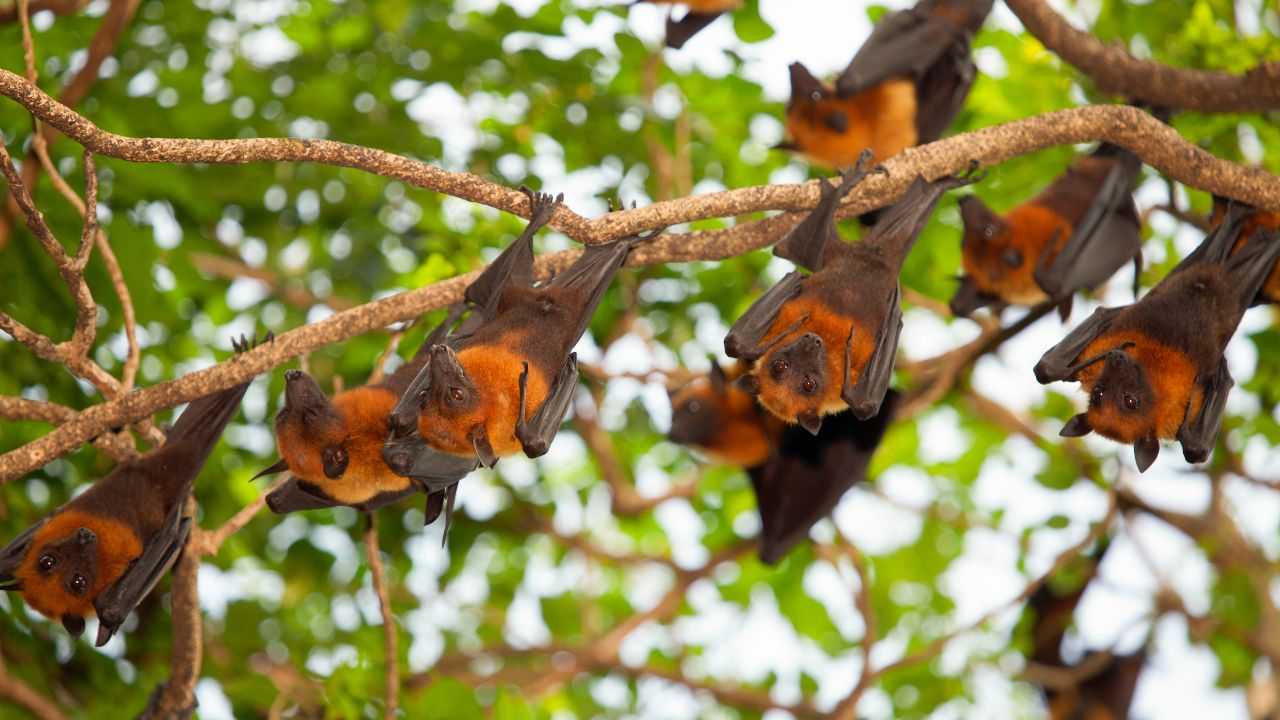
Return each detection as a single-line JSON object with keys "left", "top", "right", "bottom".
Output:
{"left": 285, "top": 369, "right": 304, "bottom": 382}
{"left": 798, "top": 333, "right": 822, "bottom": 350}
{"left": 76, "top": 527, "right": 96, "bottom": 546}
{"left": 383, "top": 447, "right": 415, "bottom": 475}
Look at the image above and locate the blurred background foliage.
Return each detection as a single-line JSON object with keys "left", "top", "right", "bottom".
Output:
{"left": 0, "top": 0, "right": 1278, "bottom": 718}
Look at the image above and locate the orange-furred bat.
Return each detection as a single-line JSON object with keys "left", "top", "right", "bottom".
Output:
{"left": 0, "top": 336, "right": 260, "bottom": 646}
{"left": 1025, "top": 539, "right": 1146, "bottom": 719}
{"left": 384, "top": 189, "right": 655, "bottom": 477}
{"left": 1034, "top": 202, "right": 1280, "bottom": 471}
{"left": 1212, "top": 195, "right": 1280, "bottom": 305}
{"left": 724, "top": 154, "right": 978, "bottom": 432}
{"left": 951, "top": 144, "right": 1144, "bottom": 319}
{"left": 639, "top": 0, "right": 740, "bottom": 49}
{"left": 254, "top": 308, "right": 472, "bottom": 528}
{"left": 779, "top": 0, "right": 991, "bottom": 169}
{"left": 669, "top": 361, "right": 896, "bottom": 563}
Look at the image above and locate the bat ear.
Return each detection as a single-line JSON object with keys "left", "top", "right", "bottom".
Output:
{"left": 709, "top": 361, "right": 728, "bottom": 396}
{"left": 957, "top": 194, "right": 996, "bottom": 232}
{"left": 62, "top": 614, "right": 85, "bottom": 638}
{"left": 736, "top": 373, "right": 761, "bottom": 396}
{"left": 1134, "top": 436, "right": 1160, "bottom": 473}
{"left": 252, "top": 458, "right": 289, "bottom": 481}
{"left": 797, "top": 411, "right": 823, "bottom": 436}
{"left": 1059, "top": 414, "right": 1093, "bottom": 437}
{"left": 469, "top": 426, "right": 499, "bottom": 469}
{"left": 0, "top": 522, "right": 42, "bottom": 582}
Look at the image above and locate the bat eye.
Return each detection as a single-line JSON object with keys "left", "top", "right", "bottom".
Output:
{"left": 37, "top": 554, "right": 56, "bottom": 573}
{"left": 809, "top": 90, "right": 821, "bottom": 103}
{"left": 801, "top": 377, "right": 817, "bottom": 395}
{"left": 1002, "top": 249, "right": 1023, "bottom": 267}
{"left": 322, "top": 446, "right": 349, "bottom": 479}
{"left": 770, "top": 359, "right": 789, "bottom": 378}
{"left": 982, "top": 224, "right": 997, "bottom": 240}
{"left": 68, "top": 574, "right": 88, "bottom": 596}
{"left": 1123, "top": 394, "right": 1140, "bottom": 411}
{"left": 1091, "top": 386, "right": 1105, "bottom": 404}
{"left": 416, "top": 388, "right": 430, "bottom": 407}
{"left": 449, "top": 387, "right": 464, "bottom": 403}
{"left": 685, "top": 400, "right": 701, "bottom": 414}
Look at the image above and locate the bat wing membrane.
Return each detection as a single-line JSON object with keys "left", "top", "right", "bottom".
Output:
{"left": 1178, "top": 361, "right": 1233, "bottom": 464}
{"left": 516, "top": 354, "right": 580, "bottom": 458}
{"left": 842, "top": 285, "right": 902, "bottom": 419}
{"left": 724, "top": 271, "right": 806, "bottom": 360}
{"left": 94, "top": 511, "right": 192, "bottom": 647}
{"left": 1033, "top": 306, "right": 1123, "bottom": 384}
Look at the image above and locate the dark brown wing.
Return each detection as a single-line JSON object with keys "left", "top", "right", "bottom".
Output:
{"left": 1033, "top": 307, "right": 1124, "bottom": 384}
{"left": 842, "top": 285, "right": 903, "bottom": 420}
{"left": 464, "top": 190, "right": 562, "bottom": 317}
{"left": 516, "top": 353, "right": 580, "bottom": 458}
{"left": 1034, "top": 146, "right": 1143, "bottom": 301}
{"left": 724, "top": 271, "right": 807, "bottom": 361}
{"left": 94, "top": 512, "right": 191, "bottom": 646}
{"left": 835, "top": 6, "right": 960, "bottom": 96}
{"left": 752, "top": 393, "right": 897, "bottom": 564}
{"left": 664, "top": 10, "right": 723, "bottom": 49}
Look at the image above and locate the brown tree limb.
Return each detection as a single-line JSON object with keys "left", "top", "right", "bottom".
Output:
{"left": 1005, "top": 0, "right": 1280, "bottom": 113}
{"left": 1, "top": 70, "right": 1278, "bottom": 231}
{"left": 146, "top": 507, "right": 202, "bottom": 719}
{"left": 364, "top": 516, "right": 399, "bottom": 720}
{"left": 0, "top": 649, "right": 67, "bottom": 720}
{"left": 0, "top": 396, "right": 136, "bottom": 461}
{"left": 190, "top": 252, "right": 358, "bottom": 312}
{"left": 0, "top": 0, "right": 89, "bottom": 25}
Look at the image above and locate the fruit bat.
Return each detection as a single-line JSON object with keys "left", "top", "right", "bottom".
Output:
{"left": 669, "top": 361, "right": 896, "bottom": 563}
{"left": 1034, "top": 202, "right": 1280, "bottom": 471}
{"left": 1026, "top": 539, "right": 1146, "bottom": 720}
{"left": 254, "top": 307, "right": 471, "bottom": 528}
{"left": 951, "top": 144, "right": 1144, "bottom": 319}
{"left": 384, "top": 188, "right": 653, "bottom": 478}
{"left": 724, "top": 154, "right": 979, "bottom": 431}
{"left": 0, "top": 336, "right": 259, "bottom": 646}
{"left": 779, "top": 0, "right": 992, "bottom": 170}
{"left": 1211, "top": 194, "right": 1280, "bottom": 305}
{"left": 639, "top": 0, "right": 740, "bottom": 49}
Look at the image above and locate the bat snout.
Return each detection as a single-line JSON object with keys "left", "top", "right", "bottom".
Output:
{"left": 76, "top": 527, "right": 96, "bottom": 546}
{"left": 383, "top": 445, "right": 417, "bottom": 476}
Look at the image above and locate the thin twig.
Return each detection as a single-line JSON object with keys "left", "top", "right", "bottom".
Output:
{"left": 0, "top": 650, "right": 67, "bottom": 720}
{"left": 364, "top": 515, "right": 399, "bottom": 720}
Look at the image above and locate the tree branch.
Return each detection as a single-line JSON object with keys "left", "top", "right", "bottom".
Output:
{"left": 0, "top": 649, "right": 67, "bottom": 720}
{"left": 364, "top": 515, "right": 399, "bottom": 720}
{"left": 0, "top": 0, "right": 89, "bottom": 25}
{"left": 1005, "top": 0, "right": 1280, "bottom": 112}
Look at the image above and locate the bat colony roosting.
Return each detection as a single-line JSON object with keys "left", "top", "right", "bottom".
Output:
{"left": 0, "top": 0, "right": 1275, "bottom": 713}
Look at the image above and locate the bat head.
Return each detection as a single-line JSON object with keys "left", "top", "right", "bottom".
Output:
{"left": 274, "top": 370, "right": 351, "bottom": 482}
{"left": 786, "top": 62, "right": 827, "bottom": 112}
{"left": 749, "top": 332, "right": 828, "bottom": 434}
{"left": 17, "top": 526, "right": 103, "bottom": 634}
{"left": 957, "top": 195, "right": 1027, "bottom": 292}
{"left": 667, "top": 363, "right": 730, "bottom": 447}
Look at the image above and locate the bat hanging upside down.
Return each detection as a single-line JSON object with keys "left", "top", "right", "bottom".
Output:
{"left": 669, "top": 360, "right": 896, "bottom": 564}
{"left": 724, "top": 151, "right": 979, "bottom": 432}
{"left": 1024, "top": 537, "right": 1147, "bottom": 720}
{"left": 951, "top": 143, "right": 1145, "bottom": 320}
{"left": 384, "top": 188, "right": 656, "bottom": 480}
{"left": 0, "top": 335, "right": 262, "bottom": 646}
{"left": 780, "top": 0, "right": 992, "bottom": 169}
{"left": 638, "top": 0, "right": 741, "bottom": 49}
{"left": 254, "top": 307, "right": 473, "bottom": 530}
{"left": 1034, "top": 202, "right": 1280, "bottom": 471}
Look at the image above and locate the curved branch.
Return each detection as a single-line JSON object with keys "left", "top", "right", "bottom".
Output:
{"left": 0, "top": 69, "right": 1277, "bottom": 236}
{"left": 1005, "top": 0, "right": 1280, "bottom": 113}
{"left": 2, "top": 68, "right": 1279, "bottom": 480}
{"left": 0, "top": 0, "right": 88, "bottom": 24}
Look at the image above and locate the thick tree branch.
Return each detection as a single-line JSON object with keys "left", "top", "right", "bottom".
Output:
{"left": 0, "top": 70, "right": 1277, "bottom": 232}
{"left": 1005, "top": 0, "right": 1280, "bottom": 113}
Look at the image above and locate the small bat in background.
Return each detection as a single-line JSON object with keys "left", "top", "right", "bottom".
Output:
{"left": 255, "top": 307, "right": 472, "bottom": 529}
{"left": 639, "top": 0, "right": 740, "bottom": 49}
{"left": 669, "top": 361, "right": 896, "bottom": 564}
{"left": 0, "top": 335, "right": 261, "bottom": 646}
{"left": 724, "top": 152, "right": 979, "bottom": 433}
{"left": 780, "top": 0, "right": 992, "bottom": 170}
{"left": 1025, "top": 538, "right": 1146, "bottom": 720}
{"left": 951, "top": 144, "right": 1144, "bottom": 320}
{"left": 1034, "top": 202, "right": 1280, "bottom": 471}
{"left": 1211, "top": 194, "right": 1280, "bottom": 305}
{"left": 385, "top": 188, "right": 655, "bottom": 478}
